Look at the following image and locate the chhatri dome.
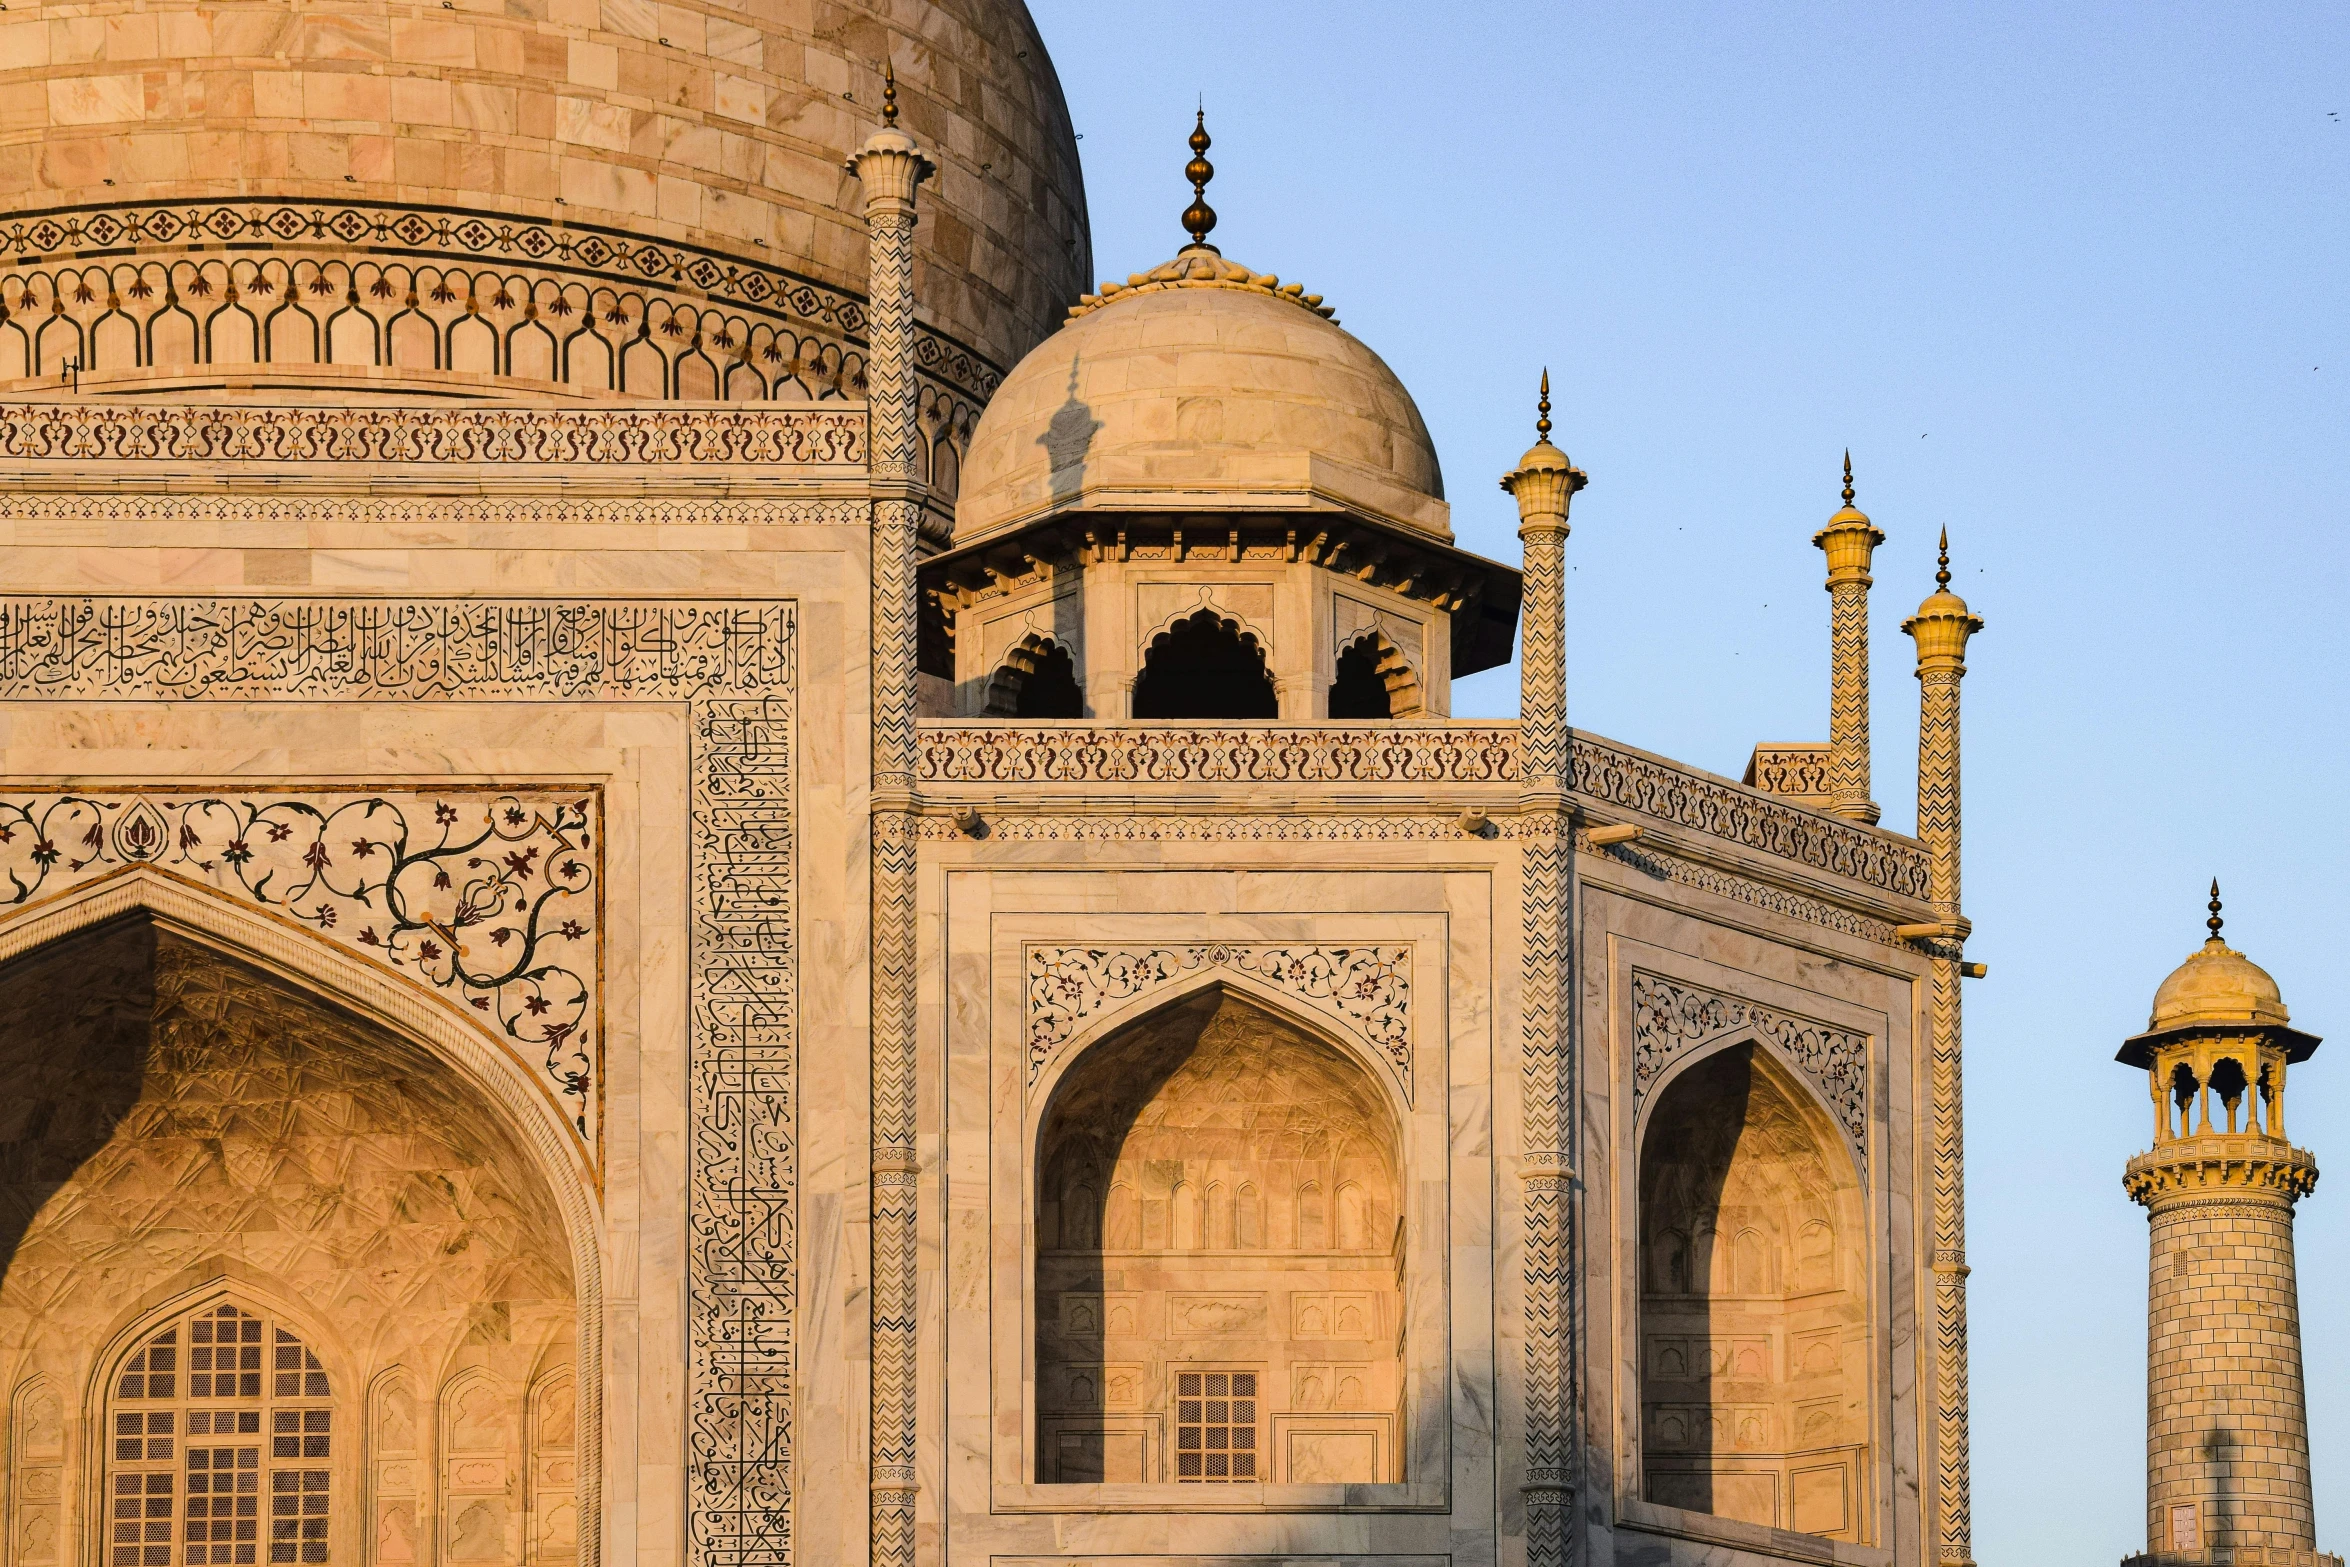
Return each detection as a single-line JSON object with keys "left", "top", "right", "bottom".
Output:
{"left": 2143, "top": 880, "right": 2298, "bottom": 1036}
{"left": 953, "top": 111, "right": 1448, "bottom": 546}
{"left": 0, "top": 0, "right": 1086, "bottom": 391}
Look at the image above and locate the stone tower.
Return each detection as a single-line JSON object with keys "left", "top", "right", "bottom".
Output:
{"left": 2120, "top": 886, "right": 2335, "bottom": 1567}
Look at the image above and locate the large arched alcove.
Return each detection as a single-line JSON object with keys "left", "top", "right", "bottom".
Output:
{"left": 1034, "top": 991, "right": 1402, "bottom": 1485}
{"left": 1638, "top": 1042, "right": 1871, "bottom": 1542}
{"left": 0, "top": 918, "right": 580, "bottom": 1567}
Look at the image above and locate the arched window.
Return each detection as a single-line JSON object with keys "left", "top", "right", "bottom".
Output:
{"left": 985, "top": 638, "right": 1084, "bottom": 719}
{"left": 1131, "top": 611, "right": 1276, "bottom": 719}
{"left": 1036, "top": 991, "right": 1402, "bottom": 1485}
{"left": 1328, "top": 637, "right": 1392, "bottom": 718}
{"left": 106, "top": 1301, "right": 334, "bottom": 1567}
{"left": 1638, "top": 1043, "right": 1869, "bottom": 1542}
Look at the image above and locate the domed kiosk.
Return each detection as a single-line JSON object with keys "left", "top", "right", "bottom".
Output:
{"left": 918, "top": 115, "right": 1519, "bottom": 719}
{"left": 0, "top": 0, "right": 1085, "bottom": 465}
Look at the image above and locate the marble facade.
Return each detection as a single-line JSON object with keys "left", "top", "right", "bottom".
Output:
{"left": 0, "top": 5, "right": 1984, "bottom": 1567}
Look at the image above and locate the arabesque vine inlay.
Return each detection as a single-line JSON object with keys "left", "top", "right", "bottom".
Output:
{"left": 1026, "top": 944, "right": 1411, "bottom": 1093}
{"left": 0, "top": 789, "right": 600, "bottom": 1149}
{"left": 1631, "top": 970, "right": 1869, "bottom": 1152}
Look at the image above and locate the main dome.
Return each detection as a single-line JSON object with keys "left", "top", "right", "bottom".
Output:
{"left": 0, "top": 0, "right": 1087, "bottom": 391}
{"left": 953, "top": 247, "right": 1448, "bottom": 544}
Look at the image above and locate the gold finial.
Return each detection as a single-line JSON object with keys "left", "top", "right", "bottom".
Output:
{"left": 2208, "top": 878, "right": 2225, "bottom": 942}
{"left": 1935, "top": 527, "right": 1951, "bottom": 589}
{"left": 1181, "top": 107, "right": 1219, "bottom": 252}
{"left": 1841, "top": 450, "right": 1855, "bottom": 507}
{"left": 881, "top": 61, "right": 899, "bottom": 127}
{"left": 1537, "top": 368, "right": 1552, "bottom": 442}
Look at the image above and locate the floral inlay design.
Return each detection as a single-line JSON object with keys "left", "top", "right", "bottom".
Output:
{"left": 1027, "top": 944, "right": 1411, "bottom": 1094}
{"left": 1630, "top": 970, "right": 1868, "bottom": 1153}
{"left": 0, "top": 789, "right": 601, "bottom": 1151}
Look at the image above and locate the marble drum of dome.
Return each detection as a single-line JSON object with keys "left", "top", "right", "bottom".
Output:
{"left": 0, "top": 0, "right": 1087, "bottom": 427}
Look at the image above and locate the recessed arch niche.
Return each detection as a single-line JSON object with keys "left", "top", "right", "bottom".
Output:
{"left": 1034, "top": 990, "right": 1403, "bottom": 1485}
{"left": 0, "top": 917, "right": 580, "bottom": 1567}
{"left": 1638, "top": 1040, "right": 1870, "bottom": 1542}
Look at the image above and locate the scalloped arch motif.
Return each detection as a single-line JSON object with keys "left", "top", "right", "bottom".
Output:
{"left": 0, "top": 593, "right": 798, "bottom": 1567}
{"left": 1026, "top": 943, "right": 1411, "bottom": 1096}
{"left": 1630, "top": 970, "right": 1869, "bottom": 1156}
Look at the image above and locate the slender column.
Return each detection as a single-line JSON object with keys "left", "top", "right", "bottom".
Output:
{"left": 849, "top": 67, "right": 932, "bottom": 1567}
{"left": 1501, "top": 373, "right": 1586, "bottom": 1567}
{"left": 1903, "top": 532, "right": 1982, "bottom": 1566}
{"left": 1814, "top": 452, "right": 1885, "bottom": 823}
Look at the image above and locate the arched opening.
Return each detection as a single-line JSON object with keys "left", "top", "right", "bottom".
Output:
{"left": 1639, "top": 1042, "right": 1870, "bottom": 1542}
{"left": 1327, "top": 632, "right": 1423, "bottom": 720}
{"left": 1131, "top": 611, "right": 1277, "bottom": 720}
{"left": 984, "top": 637, "right": 1084, "bottom": 719}
{"left": 1327, "top": 637, "right": 1393, "bottom": 719}
{"left": 0, "top": 918, "right": 579, "bottom": 1567}
{"left": 1035, "top": 991, "right": 1402, "bottom": 1485}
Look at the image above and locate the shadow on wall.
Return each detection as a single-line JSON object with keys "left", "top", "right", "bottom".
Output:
{"left": 1039, "top": 357, "right": 1101, "bottom": 510}
{"left": 0, "top": 920, "right": 155, "bottom": 1304}
{"left": 1638, "top": 1041, "right": 1872, "bottom": 1542}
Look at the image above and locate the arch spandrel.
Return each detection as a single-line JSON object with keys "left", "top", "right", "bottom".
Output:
{"left": 1025, "top": 944, "right": 1416, "bottom": 1114}
{"left": 0, "top": 783, "right": 606, "bottom": 1175}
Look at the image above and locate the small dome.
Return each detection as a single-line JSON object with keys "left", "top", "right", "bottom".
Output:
{"left": 952, "top": 248, "right": 1447, "bottom": 544}
{"left": 2149, "top": 938, "right": 2293, "bottom": 1033}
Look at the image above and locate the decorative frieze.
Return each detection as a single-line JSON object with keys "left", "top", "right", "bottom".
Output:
{"left": 0, "top": 404, "right": 864, "bottom": 468}
{"left": 0, "top": 596, "right": 792, "bottom": 702}
{"left": 1630, "top": 971, "right": 1869, "bottom": 1152}
{"left": 916, "top": 724, "right": 1929, "bottom": 899}
{"left": 0, "top": 788, "right": 601, "bottom": 1153}
{"left": 1027, "top": 944, "right": 1412, "bottom": 1094}
{"left": 919, "top": 724, "right": 1518, "bottom": 785}
{"left": 0, "top": 496, "right": 869, "bottom": 527}
{"left": 0, "top": 198, "right": 1000, "bottom": 406}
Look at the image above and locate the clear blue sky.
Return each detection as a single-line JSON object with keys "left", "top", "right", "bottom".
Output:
{"left": 1026, "top": 3, "right": 2349, "bottom": 1556}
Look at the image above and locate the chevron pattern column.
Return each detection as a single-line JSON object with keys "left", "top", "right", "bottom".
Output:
{"left": 1903, "top": 532, "right": 1983, "bottom": 1566}
{"left": 1814, "top": 453, "right": 1885, "bottom": 824}
{"left": 849, "top": 67, "right": 933, "bottom": 1567}
{"left": 1501, "top": 374, "right": 1587, "bottom": 1567}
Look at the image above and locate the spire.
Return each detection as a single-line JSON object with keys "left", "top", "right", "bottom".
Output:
{"left": 1842, "top": 449, "right": 1855, "bottom": 507}
{"left": 1181, "top": 108, "right": 1218, "bottom": 253}
{"left": 1536, "top": 367, "right": 1553, "bottom": 443}
{"left": 881, "top": 60, "right": 899, "bottom": 128}
{"left": 1936, "top": 527, "right": 1952, "bottom": 590}
{"left": 2208, "top": 878, "right": 2225, "bottom": 943}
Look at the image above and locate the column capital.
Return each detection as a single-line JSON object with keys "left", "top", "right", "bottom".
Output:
{"left": 1903, "top": 528, "right": 1984, "bottom": 673}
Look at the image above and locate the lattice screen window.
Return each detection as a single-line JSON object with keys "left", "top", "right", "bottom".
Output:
{"left": 1173, "top": 1370, "right": 1258, "bottom": 1482}
{"left": 107, "top": 1303, "right": 335, "bottom": 1567}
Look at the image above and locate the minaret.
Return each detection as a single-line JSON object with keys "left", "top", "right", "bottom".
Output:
{"left": 1502, "top": 372, "right": 1585, "bottom": 1567}
{"left": 1902, "top": 531, "right": 1981, "bottom": 1566}
{"left": 1815, "top": 452, "right": 1885, "bottom": 823}
{"left": 849, "top": 59, "right": 933, "bottom": 1567}
{"left": 2119, "top": 886, "right": 2332, "bottom": 1566}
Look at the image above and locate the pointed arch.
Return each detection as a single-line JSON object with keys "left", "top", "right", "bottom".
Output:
{"left": 984, "top": 631, "right": 1084, "bottom": 719}
{"left": 1033, "top": 988, "right": 1404, "bottom": 1484}
{"left": 0, "top": 872, "right": 600, "bottom": 1567}
{"left": 1329, "top": 628, "right": 1422, "bottom": 719}
{"left": 1131, "top": 608, "right": 1276, "bottom": 720}
{"left": 1637, "top": 1040, "right": 1871, "bottom": 1541}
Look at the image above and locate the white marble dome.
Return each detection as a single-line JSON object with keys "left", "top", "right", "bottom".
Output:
{"left": 952, "top": 246, "right": 1450, "bottom": 545}
{"left": 0, "top": 0, "right": 1088, "bottom": 392}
